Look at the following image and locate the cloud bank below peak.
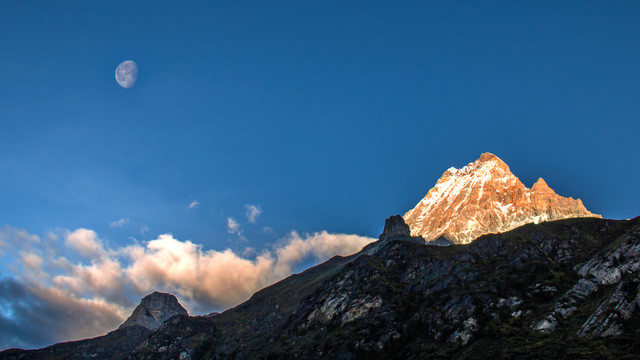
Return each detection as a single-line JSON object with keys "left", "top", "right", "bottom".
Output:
{"left": 0, "top": 225, "right": 375, "bottom": 351}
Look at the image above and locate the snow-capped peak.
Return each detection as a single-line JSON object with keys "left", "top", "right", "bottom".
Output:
{"left": 403, "top": 153, "right": 601, "bottom": 244}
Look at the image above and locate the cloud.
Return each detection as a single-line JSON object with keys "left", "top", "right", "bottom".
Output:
{"left": 226, "top": 217, "right": 240, "bottom": 233}
{"left": 122, "top": 230, "right": 374, "bottom": 310}
{"left": 0, "top": 279, "right": 127, "bottom": 351}
{"left": 52, "top": 256, "right": 127, "bottom": 304}
{"left": 65, "top": 228, "right": 105, "bottom": 259}
{"left": 272, "top": 231, "right": 374, "bottom": 277}
{"left": 0, "top": 225, "right": 376, "bottom": 351}
{"left": 109, "top": 218, "right": 130, "bottom": 228}
{"left": 20, "top": 252, "right": 43, "bottom": 274}
{"left": 187, "top": 200, "right": 199, "bottom": 210}
{"left": 124, "top": 235, "right": 275, "bottom": 309}
{"left": 226, "top": 217, "right": 244, "bottom": 240}
{"left": 262, "top": 226, "right": 275, "bottom": 235}
{"left": 244, "top": 204, "right": 262, "bottom": 224}
{"left": 0, "top": 225, "right": 39, "bottom": 254}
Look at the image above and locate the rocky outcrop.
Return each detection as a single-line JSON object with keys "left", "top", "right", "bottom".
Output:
{"left": 403, "top": 152, "right": 601, "bottom": 244}
{"left": 362, "top": 215, "right": 424, "bottom": 255}
{"left": 576, "top": 279, "right": 639, "bottom": 338}
{"left": 119, "top": 291, "right": 188, "bottom": 331}
{"left": 531, "top": 224, "right": 640, "bottom": 338}
{"left": 379, "top": 215, "right": 412, "bottom": 241}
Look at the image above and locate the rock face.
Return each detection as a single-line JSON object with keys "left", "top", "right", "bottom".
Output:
{"left": 379, "top": 215, "right": 412, "bottom": 241}
{"left": 119, "top": 291, "right": 188, "bottom": 331}
{"left": 403, "top": 152, "right": 601, "bottom": 244}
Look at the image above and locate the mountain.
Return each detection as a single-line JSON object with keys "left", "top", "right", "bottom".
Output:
{"left": 403, "top": 152, "right": 601, "bottom": 244}
{"left": 119, "top": 291, "right": 188, "bottom": 331}
{"left": 4, "top": 215, "right": 640, "bottom": 359}
{"left": 0, "top": 293, "right": 192, "bottom": 360}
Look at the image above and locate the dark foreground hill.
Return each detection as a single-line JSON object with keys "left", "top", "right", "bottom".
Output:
{"left": 3, "top": 215, "right": 640, "bottom": 359}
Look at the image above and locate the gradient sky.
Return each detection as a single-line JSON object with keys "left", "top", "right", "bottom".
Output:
{"left": 1, "top": 1, "right": 639, "bottom": 350}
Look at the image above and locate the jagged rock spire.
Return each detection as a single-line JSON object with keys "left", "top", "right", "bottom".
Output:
{"left": 379, "top": 215, "right": 412, "bottom": 241}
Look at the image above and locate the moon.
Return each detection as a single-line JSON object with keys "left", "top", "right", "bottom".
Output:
{"left": 115, "top": 60, "right": 138, "bottom": 88}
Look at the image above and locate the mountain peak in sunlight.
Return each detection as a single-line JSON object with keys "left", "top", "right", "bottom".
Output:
{"left": 403, "top": 152, "right": 601, "bottom": 244}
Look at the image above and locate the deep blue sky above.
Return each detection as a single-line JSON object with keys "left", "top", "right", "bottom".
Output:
{"left": 1, "top": 0, "right": 639, "bottom": 251}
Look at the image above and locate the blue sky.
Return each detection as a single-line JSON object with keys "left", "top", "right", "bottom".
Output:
{"left": 1, "top": 1, "right": 639, "bottom": 350}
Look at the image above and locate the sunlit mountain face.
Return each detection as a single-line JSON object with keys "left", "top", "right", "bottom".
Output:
{"left": 404, "top": 153, "right": 600, "bottom": 244}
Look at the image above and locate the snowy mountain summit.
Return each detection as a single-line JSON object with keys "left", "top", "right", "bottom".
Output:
{"left": 403, "top": 153, "right": 600, "bottom": 244}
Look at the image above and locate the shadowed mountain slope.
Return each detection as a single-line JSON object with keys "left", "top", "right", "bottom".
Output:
{"left": 4, "top": 215, "right": 640, "bottom": 359}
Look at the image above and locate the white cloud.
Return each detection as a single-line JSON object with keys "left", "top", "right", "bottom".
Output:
{"left": 262, "top": 226, "right": 275, "bottom": 235}
{"left": 109, "top": 218, "right": 130, "bottom": 228}
{"left": 187, "top": 200, "right": 199, "bottom": 210}
{"left": 140, "top": 225, "right": 149, "bottom": 235}
{"left": 242, "top": 247, "right": 256, "bottom": 257}
{"left": 272, "top": 231, "right": 374, "bottom": 277}
{"left": 226, "top": 217, "right": 244, "bottom": 240}
{"left": 0, "top": 224, "right": 376, "bottom": 350}
{"left": 52, "top": 256, "right": 126, "bottom": 303}
{"left": 245, "top": 204, "right": 262, "bottom": 224}
{"left": 122, "top": 230, "right": 374, "bottom": 308}
{"left": 124, "top": 235, "right": 275, "bottom": 307}
{"left": 0, "top": 225, "right": 40, "bottom": 253}
{"left": 65, "top": 228, "right": 105, "bottom": 259}
{"left": 226, "top": 217, "right": 240, "bottom": 233}
{"left": 21, "top": 252, "right": 43, "bottom": 273}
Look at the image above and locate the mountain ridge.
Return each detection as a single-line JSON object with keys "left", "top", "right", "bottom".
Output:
{"left": 4, "top": 215, "right": 640, "bottom": 359}
{"left": 3, "top": 154, "right": 635, "bottom": 359}
{"left": 403, "top": 152, "right": 600, "bottom": 244}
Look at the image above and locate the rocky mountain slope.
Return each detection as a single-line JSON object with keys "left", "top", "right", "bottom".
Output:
{"left": 403, "top": 153, "right": 601, "bottom": 244}
{"left": 4, "top": 215, "right": 640, "bottom": 359}
{"left": 120, "top": 292, "right": 188, "bottom": 331}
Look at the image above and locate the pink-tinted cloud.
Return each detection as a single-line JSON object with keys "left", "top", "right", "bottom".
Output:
{"left": 123, "top": 231, "right": 374, "bottom": 309}
{"left": 65, "top": 228, "right": 105, "bottom": 258}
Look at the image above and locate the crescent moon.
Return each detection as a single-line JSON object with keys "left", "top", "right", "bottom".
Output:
{"left": 115, "top": 60, "right": 138, "bottom": 88}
